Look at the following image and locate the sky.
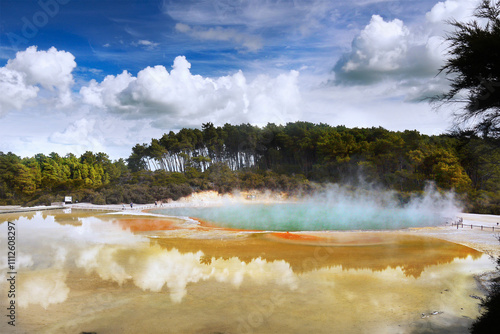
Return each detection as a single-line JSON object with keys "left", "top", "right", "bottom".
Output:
{"left": 0, "top": 0, "right": 482, "bottom": 160}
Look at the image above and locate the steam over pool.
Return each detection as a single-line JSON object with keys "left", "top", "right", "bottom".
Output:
{"left": 158, "top": 185, "right": 460, "bottom": 231}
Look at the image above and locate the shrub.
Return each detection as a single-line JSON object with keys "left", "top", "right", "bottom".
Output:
{"left": 470, "top": 240, "right": 500, "bottom": 333}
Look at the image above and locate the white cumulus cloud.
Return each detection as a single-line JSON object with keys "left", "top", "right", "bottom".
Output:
{"left": 0, "top": 67, "right": 38, "bottom": 115}
{"left": 426, "top": 0, "right": 480, "bottom": 27}
{"left": 333, "top": 0, "right": 481, "bottom": 101}
{"left": 342, "top": 15, "right": 410, "bottom": 73}
{"left": 6, "top": 46, "right": 76, "bottom": 106}
{"left": 0, "top": 46, "right": 76, "bottom": 115}
{"left": 335, "top": 14, "right": 434, "bottom": 84}
{"left": 79, "top": 56, "right": 301, "bottom": 128}
{"left": 81, "top": 71, "right": 136, "bottom": 109}
{"left": 6, "top": 46, "right": 75, "bottom": 92}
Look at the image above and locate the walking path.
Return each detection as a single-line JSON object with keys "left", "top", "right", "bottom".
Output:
{"left": 0, "top": 205, "right": 64, "bottom": 214}
{"left": 0, "top": 202, "right": 158, "bottom": 214}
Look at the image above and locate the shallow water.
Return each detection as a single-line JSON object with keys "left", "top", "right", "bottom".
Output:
{"left": 0, "top": 209, "right": 494, "bottom": 333}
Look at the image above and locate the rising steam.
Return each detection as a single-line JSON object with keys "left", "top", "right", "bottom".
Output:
{"left": 160, "top": 183, "right": 460, "bottom": 231}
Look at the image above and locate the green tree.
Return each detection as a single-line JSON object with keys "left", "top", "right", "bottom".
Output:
{"left": 13, "top": 164, "right": 37, "bottom": 196}
{"left": 40, "top": 157, "right": 67, "bottom": 190}
{"left": 127, "top": 144, "right": 149, "bottom": 171}
{"left": 0, "top": 152, "right": 33, "bottom": 200}
{"left": 22, "top": 157, "right": 42, "bottom": 189}
{"left": 470, "top": 239, "right": 500, "bottom": 333}
{"left": 206, "top": 162, "right": 237, "bottom": 193}
{"left": 435, "top": 0, "right": 500, "bottom": 136}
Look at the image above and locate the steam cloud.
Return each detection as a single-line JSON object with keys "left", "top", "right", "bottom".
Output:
{"left": 161, "top": 184, "right": 460, "bottom": 231}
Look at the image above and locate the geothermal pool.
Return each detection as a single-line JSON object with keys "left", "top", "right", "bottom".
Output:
{"left": 156, "top": 202, "right": 448, "bottom": 230}
{"left": 157, "top": 188, "right": 459, "bottom": 231}
{"left": 0, "top": 208, "right": 493, "bottom": 333}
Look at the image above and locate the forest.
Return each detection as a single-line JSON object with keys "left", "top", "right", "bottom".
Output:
{"left": 1, "top": 121, "right": 499, "bottom": 214}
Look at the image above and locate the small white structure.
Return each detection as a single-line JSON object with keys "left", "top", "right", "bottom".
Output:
{"left": 64, "top": 196, "right": 73, "bottom": 204}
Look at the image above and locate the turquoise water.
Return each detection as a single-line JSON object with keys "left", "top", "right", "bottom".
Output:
{"left": 156, "top": 202, "right": 447, "bottom": 231}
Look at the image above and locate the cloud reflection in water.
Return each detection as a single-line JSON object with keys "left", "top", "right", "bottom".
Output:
{"left": 0, "top": 211, "right": 486, "bottom": 310}
{"left": 1, "top": 212, "right": 298, "bottom": 306}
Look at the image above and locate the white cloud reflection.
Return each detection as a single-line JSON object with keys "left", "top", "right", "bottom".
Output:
{"left": 18, "top": 270, "right": 70, "bottom": 309}
{"left": 0, "top": 213, "right": 297, "bottom": 307}
{"left": 0, "top": 209, "right": 490, "bottom": 312}
{"left": 76, "top": 244, "right": 298, "bottom": 303}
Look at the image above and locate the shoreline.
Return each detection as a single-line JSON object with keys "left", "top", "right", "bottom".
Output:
{"left": 2, "top": 192, "right": 500, "bottom": 257}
